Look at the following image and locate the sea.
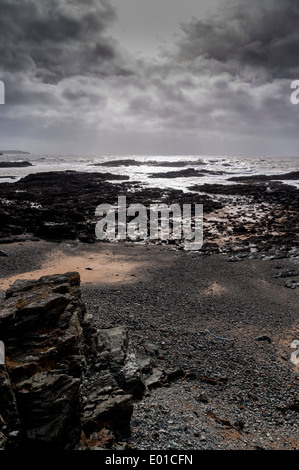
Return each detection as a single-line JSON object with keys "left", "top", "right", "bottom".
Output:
{"left": 0, "top": 154, "right": 298, "bottom": 191}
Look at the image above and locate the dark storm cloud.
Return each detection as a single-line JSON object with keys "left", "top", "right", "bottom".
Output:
{"left": 1, "top": 0, "right": 299, "bottom": 155}
{"left": 176, "top": 0, "right": 299, "bottom": 81}
{"left": 0, "top": 0, "right": 126, "bottom": 83}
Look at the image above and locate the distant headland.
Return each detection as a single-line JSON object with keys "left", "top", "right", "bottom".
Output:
{"left": 0, "top": 150, "right": 30, "bottom": 155}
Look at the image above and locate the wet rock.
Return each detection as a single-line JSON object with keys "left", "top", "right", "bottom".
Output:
{"left": 0, "top": 171, "right": 128, "bottom": 242}
{"left": 0, "top": 171, "right": 221, "bottom": 243}
{"left": 91, "top": 159, "right": 144, "bottom": 167}
{"left": 228, "top": 171, "right": 299, "bottom": 182}
{"left": 149, "top": 168, "right": 205, "bottom": 178}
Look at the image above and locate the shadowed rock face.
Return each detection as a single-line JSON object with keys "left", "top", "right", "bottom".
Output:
{"left": 0, "top": 367, "right": 20, "bottom": 449}
{"left": 0, "top": 272, "right": 145, "bottom": 450}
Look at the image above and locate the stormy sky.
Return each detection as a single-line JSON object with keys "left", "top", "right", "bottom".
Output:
{"left": 1, "top": 0, "right": 299, "bottom": 156}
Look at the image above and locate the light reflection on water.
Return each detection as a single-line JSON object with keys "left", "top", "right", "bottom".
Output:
{"left": 0, "top": 154, "right": 298, "bottom": 190}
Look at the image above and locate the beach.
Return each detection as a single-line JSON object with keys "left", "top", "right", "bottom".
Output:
{"left": 0, "top": 236, "right": 298, "bottom": 450}
{"left": 0, "top": 160, "right": 298, "bottom": 450}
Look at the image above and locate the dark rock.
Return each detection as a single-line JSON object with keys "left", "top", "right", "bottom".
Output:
{"left": 1, "top": 169, "right": 298, "bottom": 257}
{"left": 94, "top": 327, "right": 145, "bottom": 399}
{"left": 166, "top": 367, "right": 185, "bottom": 382}
{"left": 227, "top": 256, "right": 241, "bottom": 262}
{"left": 0, "top": 272, "right": 86, "bottom": 449}
{"left": 0, "top": 365, "right": 21, "bottom": 449}
{"left": 0, "top": 272, "right": 145, "bottom": 450}
{"left": 0, "top": 171, "right": 128, "bottom": 242}
{"left": 0, "top": 151, "right": 30, "bottom": 155}
{"left": 228, "top": 171, "right": 299, "bottom": 182}
{"left": 91, "top": 159, "right": 206, "bottom": 168}
{"left": 138, "top": 357, "right": 154, "bottom": 375}
{"left": 254, "top": 335, "right": 272, "bottom": 344}
{"left": 0, "top": 171, "right": 221, "bottom": 243}
{"left": 189, "top": 181, "right": 299, "bottom": 255}
{"left": 150, "top": 159, "right": 205, "bottom": 167}
{"left": 195, "top": 392, "right": 209, "bottom": 403}
{"left": 274, "top": 269, "right": 299, "bottom": 278}
{"left": 149, "top": 168, "right": 205, "bottom": 178}
{"left": 0, "top": 161, "right": 32, "bottom": 168}
{"left": 145, "top": 369, "right": 166, "bottom": 389}
{"left": 91, "top": 159, "right": 145, "bottom": 167}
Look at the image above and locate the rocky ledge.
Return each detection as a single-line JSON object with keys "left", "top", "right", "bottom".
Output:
{"left": 0, "top": 171, "right": 221, "bottom": 243}
{"left": 0, "top": 272, "right": 161, "bottom": 450}
{"left": 0, "top": 170, "right": 298, "bottom": 257}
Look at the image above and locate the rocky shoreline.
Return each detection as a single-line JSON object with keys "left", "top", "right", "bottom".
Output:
{"left": 0, "top": 170, "right": 298, "bottom": 450}
{"left": 0, "top": 170, "right": 298, "bottom": 258}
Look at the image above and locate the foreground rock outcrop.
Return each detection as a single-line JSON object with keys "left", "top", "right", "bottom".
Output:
{"left": 0, "top": 272, "right": 145, "bottom": 450}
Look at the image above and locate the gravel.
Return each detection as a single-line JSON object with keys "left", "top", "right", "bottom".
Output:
{"left": 0, "top": 240, "right": 298, "bottom": 450}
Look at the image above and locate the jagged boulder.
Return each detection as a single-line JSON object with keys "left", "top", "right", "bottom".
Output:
{"left": 0, "top": 364, "right": 20, "bottom": 449}
{"left": 80, "top": 325, "right": 146, "bottom": 448}
{"left": 0, "top": 272, "right": 86, "bottom": 449}
{"left": 0, "top": 272, "right": 145, "bottom": 450}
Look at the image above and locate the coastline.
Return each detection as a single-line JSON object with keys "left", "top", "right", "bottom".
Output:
{"left": 0, "top": 169, "right": 298, "bottom": 450}
{"left": 0, "top": 239, "right": 298, "bottom": 450}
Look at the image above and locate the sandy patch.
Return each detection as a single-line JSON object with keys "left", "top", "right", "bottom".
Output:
{"left": 203, "top": 281, "right": 227, "bottom": 295}
{"left": 0, "top": 249, "right": 144, "bottom": 290}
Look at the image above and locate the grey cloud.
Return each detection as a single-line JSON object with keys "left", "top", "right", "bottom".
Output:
{"left": 0, "top": 0, "right": 126, "bottom": 83}
{"left": 0, "top": 0, "right": 298, "bottom": 156}
{"left": 176, "top": 0, "right": 299, "bottom": 81}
